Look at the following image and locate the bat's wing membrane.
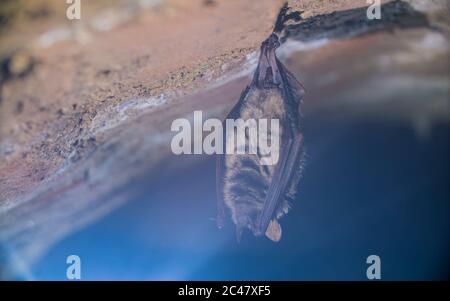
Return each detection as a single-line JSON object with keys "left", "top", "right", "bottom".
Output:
{"left": 256, "top": 131, "right": 303, "bottom": 235}
{"left": 255, "top": 58, "right": 305, "bottom": 235}
{"left": 278, "top": 59, "right": 306, "bottom": 102}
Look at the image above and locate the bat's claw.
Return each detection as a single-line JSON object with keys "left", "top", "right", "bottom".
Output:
{"left": 261, "top": 33, "right": 280, "bottom": 51}
{"left": 257, "top": 34, "right": 282, "bottom": 88}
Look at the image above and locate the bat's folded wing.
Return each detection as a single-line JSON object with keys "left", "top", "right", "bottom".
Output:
{"left": 278, "top": 60, "right": 306, "bottom": 102}
{"left": 256, "top": 132, "right": 303, "bottom": 239}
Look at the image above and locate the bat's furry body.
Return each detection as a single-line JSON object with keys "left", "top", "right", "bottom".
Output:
{"left": 217, "top": 31, "right": 306, "bottom": 242}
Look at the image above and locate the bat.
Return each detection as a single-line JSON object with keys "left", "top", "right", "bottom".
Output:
{"left": 216, "top": 4, "right": 306, "bottom": 242}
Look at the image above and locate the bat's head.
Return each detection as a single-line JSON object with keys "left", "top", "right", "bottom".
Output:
{"left": 234, "top": 203, "right": 262, "bottom": 241}
{"left": 251, "top": 218, "right": 282, "bottom": 242}
{"left": 234, "top": 205, "right": 282, "bottom": 242}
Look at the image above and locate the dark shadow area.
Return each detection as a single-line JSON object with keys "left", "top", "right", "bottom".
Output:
{"left": 283, "top": 0, "right": 431, "bottom": 43}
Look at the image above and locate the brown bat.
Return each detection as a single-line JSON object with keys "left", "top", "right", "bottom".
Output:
{"left": 216, "top": 5, "right": 306, "bottom": 242}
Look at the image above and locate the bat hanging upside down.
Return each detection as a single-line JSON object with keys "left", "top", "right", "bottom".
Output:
{"left": 216, "top": 5, "right": 306, "bottom": 242}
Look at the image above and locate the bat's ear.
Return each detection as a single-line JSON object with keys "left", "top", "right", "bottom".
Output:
{"left": 265, "top": 219, "right": 282, "bottom": 242}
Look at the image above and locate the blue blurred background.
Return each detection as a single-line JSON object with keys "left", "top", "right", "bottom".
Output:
{"left": 31, "top": 117, "right": 450, "bottom": 280}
